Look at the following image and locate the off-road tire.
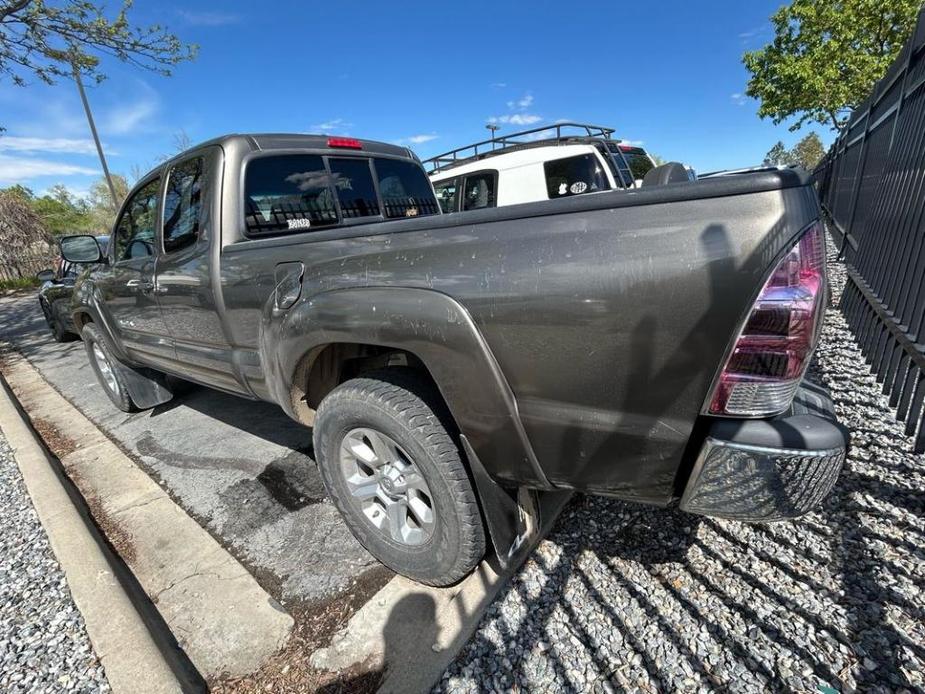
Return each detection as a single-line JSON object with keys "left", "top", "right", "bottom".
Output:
{"left": 313, "top": 368, "right": 485, "bottom": 586}
{"left": 81, "top": 323, "right": 137, "bottom": 412}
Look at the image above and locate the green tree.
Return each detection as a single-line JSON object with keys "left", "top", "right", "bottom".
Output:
{"left": 87, "top": 173, "right": 129, "bottom": 232}
{"left": 0, "top": 1, "right": 196, "bottom": 127}
{"left": 791, "top": 132, "right": 826, "bottom": 170}
{"left": 743, "top": 0, "right": 920, "bottom": 131}
{"left": 764, "top": 141, "right": 794, "bottom": 166}
{"left": 31, "top": 184, "right": 93, "bottom": 235}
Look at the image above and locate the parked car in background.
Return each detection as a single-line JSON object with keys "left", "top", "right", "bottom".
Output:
{"left": 37, "top": 235, "right": 109, "bottom": 342}
{"left": 59, "top": 133, "right": 847, "bottom": 587}
{"left": 426, "top": 123, "right": 673, "bottom": 211}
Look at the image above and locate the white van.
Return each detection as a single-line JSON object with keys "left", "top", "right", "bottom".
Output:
{"left": 425, "top": 123, "right": 658, "bottom": 212}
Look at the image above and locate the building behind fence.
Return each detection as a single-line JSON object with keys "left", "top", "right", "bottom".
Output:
{"left": 814, "top": 5, "right": 925, "bottom": 453}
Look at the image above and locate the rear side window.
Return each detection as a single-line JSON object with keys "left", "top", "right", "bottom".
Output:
{"left": 433, "top": 178, "right": 458, "bottom": 213}
{"left": 462, "top": 172, "right": 496, "bottom": 211}
{"left": 163, "top": 156, "right": 205, "bottom": 253}
{"left": 375, "top": 158, "right": 440, "bottom": 218}
{"left": 544, "top": 154, "right": 610, "bottom": 199}
{"left": 329, "top": 158, "right": 379, "bottom": 218}
{"left": 244, "top": 155, "right": 338, "bottom": 235}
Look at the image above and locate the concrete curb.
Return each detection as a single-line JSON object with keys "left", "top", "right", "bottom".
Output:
{"left": 0, "top": 349, "right": 293, "bottom": 681}
{"left": 310, "top": 492, "right": 572, "bottom": 693}
{"left": 0, "top": 373, "right": 186, "bottom": 694}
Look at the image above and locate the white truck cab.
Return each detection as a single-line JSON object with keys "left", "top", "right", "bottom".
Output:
{"left": 426, "top": 123, "right": 658, "bottom": 212}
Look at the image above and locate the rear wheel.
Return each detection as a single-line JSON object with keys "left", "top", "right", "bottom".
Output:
{"left": 313, "top": 369, "right": 485, "bottom": 586}
{"left": 81, "top": 323, "right": 137, "bottom": 412}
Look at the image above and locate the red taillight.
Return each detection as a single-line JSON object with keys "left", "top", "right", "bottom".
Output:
{"left": 709, "top": 220, "right": 826, "bottom": 416}
{"left": 327, "top": 137, "right": 362, "bottom": 149}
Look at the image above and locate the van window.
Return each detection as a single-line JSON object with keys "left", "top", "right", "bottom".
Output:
{"left": 374, "top": 158, "right": 441, "bottom": 218}
{"left": 617, "top": 146, "right": 656, "bottom": 181}
{"left": 329, "top": 158, "right": 380, "bottom": 218}
{"left": 544, "top": 154, "right": 610, "bottom": 199}
{"left": 463, "top": 172, "right": 496, "bottom": 210}
{"left": 433, "top": 179, "right": 458, "bottom": 213}
{"left": 244, "top": 154, "right": 338, "bottom": 236}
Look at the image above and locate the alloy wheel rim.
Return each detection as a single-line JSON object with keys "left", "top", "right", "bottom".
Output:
{"left": 92, "top": 342, "right": 118, "bottom": 394}
{"left": 339, "top": 427, "right": 436, "bottom": 546}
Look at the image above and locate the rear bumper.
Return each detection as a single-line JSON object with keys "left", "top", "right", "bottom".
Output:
{"left": 680, "top": 382, "right": 849, "bottom": 521}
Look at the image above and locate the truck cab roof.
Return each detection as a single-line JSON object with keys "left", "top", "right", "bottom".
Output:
{"left": 158, "top": 133, "right": 418, "bottom": 168}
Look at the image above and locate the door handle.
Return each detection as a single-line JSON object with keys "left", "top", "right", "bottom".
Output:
{"left": 126, "top": 279, "right": 155, "bottom": 293}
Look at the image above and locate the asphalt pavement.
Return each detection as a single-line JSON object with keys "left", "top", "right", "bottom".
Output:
{"left": 0, "top": 295, "right": 380, "bottom": 606}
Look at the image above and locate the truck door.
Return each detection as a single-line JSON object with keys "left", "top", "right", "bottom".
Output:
{"left": 154, "top": 148, "right": 246, "bottom": 394}
{"left": 101, "top": 175, "right": 174, "bottom": 366}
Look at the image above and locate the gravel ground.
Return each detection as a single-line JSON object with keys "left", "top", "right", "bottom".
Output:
{"left": 0, "top": 434, "right": 110, "bottom": 693}
{"left": 436, "top": 235, "right": 924, "bottom": 693}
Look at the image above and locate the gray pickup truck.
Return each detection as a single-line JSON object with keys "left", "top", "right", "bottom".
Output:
{"left": 59, "top": 134, "right": 848, "bottom": 585}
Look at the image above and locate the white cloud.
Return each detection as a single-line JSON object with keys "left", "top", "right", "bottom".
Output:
{"left": 104, "top": 94, "right": 158, "bottom": 135}
{"left": 507, "top": 94, "right": 533, "bottom": 110}
{"left": 406, "top": 134, "right": 438, "bottom": 144}
{"left": 738, "top": 26, "right": 767, "bottom": 44}
{"left": 489, "top": 113, "right": 543, "bottom": 126}
{"left": 311, "top": 118, "right": 353, "bottom": 133}
{"left": 731, "top": 93, "right": 748, "bottom": 106}
{"left": 490, "top": 82, "right": 507, "bottom": 88}
{"left": 0, "top": 136, "right": 99, "bottom": 155}
{"left": 176, "top": 10, "right": 241, "bottom": 26}
{"left": 0, "top": 155, "right": 98, "bottom": 185}
{"left": 523, "top": 128, "right": 556, "bottom": 141}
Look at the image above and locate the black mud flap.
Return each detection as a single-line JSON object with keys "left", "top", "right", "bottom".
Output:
{"left": 112, "top": 360, "right": 175, "bottom": 410}
{"left": 461, "top": 435, "right": 572, "bottom": 571}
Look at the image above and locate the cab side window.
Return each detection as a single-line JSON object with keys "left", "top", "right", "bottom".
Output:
{"left": 462, "top": 172, "right": 497, "bottom": 211}
{"left": 163, "top": 157, "right": 206, "bottom": 253}
{"left": 113, "top": 178, "right": 161, "bottom": 262}
{"left": 433, "top": 178, "right": 458, "bottom": 213}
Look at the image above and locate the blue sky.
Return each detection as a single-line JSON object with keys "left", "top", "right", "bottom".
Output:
{"left": 0, "top": 0, "right": 836, "bottom": 198}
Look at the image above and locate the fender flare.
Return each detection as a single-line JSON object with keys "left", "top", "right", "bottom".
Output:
{"left": 269, "top": 286, "right": 552, "bottom": 492}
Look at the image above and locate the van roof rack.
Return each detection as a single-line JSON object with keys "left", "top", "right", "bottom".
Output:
{"left": 423, "top": 122, "right": 619, "bottom": 174}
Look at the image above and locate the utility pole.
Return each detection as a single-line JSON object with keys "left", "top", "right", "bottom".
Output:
{"left": 486, "top": 123, "right": 500, "bottom": 150}
{"left": 73, "top": 64, "right": 119, "bottom": 211}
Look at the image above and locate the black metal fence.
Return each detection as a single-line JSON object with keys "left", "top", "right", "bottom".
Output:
{"left": 814, "top": 6, "right": 925, "bottom": 453}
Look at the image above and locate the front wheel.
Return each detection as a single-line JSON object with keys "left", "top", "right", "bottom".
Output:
{"left": 40, "top": 300, "right": 68, "bottom": 343}
{"left": 81, "top": 323, "right": 137, "bottom": 412}
{"left": 313, "top": 369, "right": 485, "bottom": 586}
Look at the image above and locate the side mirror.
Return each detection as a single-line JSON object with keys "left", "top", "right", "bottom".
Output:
{"left": 59, "top": 235, "right": 103, "bottom": 264}
{"left": 36, "top": 269, "right": 55, "bottom": 283}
